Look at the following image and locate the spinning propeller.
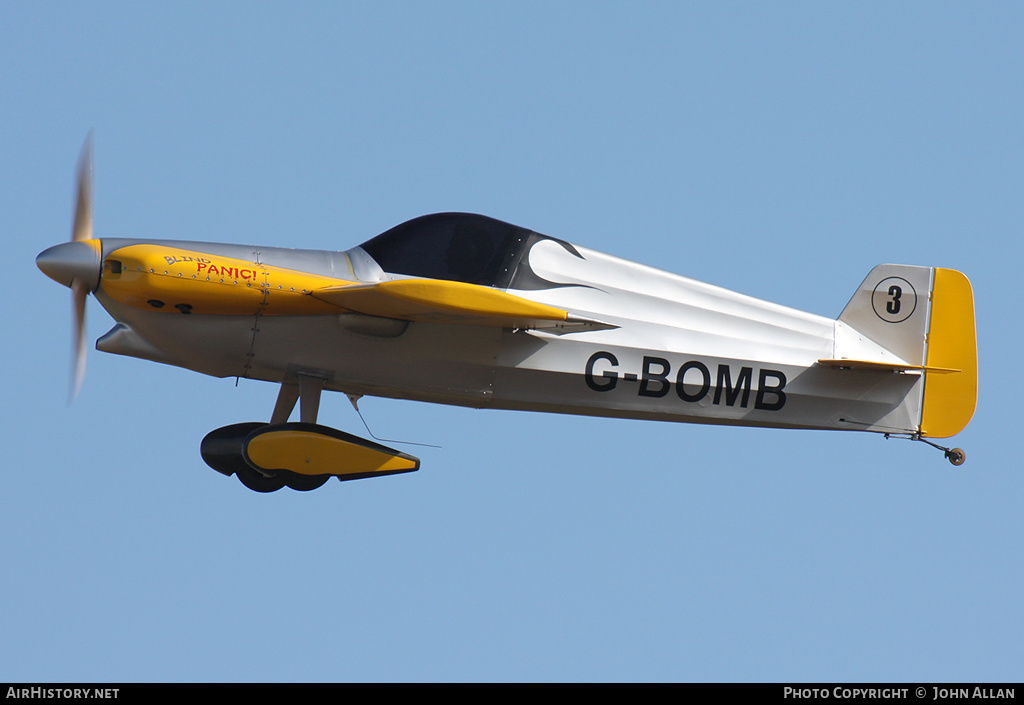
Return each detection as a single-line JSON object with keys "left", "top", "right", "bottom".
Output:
{"left": 36, "top": 135, "right": 102, "bottom": 401}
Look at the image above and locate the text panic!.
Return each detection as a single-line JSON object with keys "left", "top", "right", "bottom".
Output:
{"left": 195, "top": 262, "right": 261, "bottom": 281}
{"left": 584, "top": 350, "right": 788, "bottom": 411}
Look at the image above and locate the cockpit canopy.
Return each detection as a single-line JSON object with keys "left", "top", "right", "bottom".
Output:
{"left": 359, "top": 212, "right": 580, "bottom": 290}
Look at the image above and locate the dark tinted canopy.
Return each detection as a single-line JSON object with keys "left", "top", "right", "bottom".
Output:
{"left": 360, "top": 213, "right": 532, "bottom": 287}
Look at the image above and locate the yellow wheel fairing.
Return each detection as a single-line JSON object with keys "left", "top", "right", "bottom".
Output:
{"left": 243, "top": 423, "right": 420, "bottom": 479}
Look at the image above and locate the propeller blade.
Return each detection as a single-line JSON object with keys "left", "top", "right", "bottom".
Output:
{"left": 72, "top": 133, "right": 94, "bottom": 242}
{"left": 69, "top": 133, "right": 94, "bottom": 401}
{"left": 71, "top": 278, "right": 88, "bottom": 402}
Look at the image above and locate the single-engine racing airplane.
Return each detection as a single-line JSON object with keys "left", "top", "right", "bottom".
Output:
{"left": 37, "top": 141, "right": 978, "bottom": 491}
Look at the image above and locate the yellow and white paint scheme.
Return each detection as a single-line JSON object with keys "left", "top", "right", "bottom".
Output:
{"left": 37, "top": 143, "right": 978, "bottom": 491}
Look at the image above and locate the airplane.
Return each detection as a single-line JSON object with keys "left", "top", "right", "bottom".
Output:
{"left": 37, "top": 139, "right": 978, "bottom": 492}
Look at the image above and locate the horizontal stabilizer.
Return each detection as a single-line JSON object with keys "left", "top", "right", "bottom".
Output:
{"left": 817, "top": 358, "right": 960, "bottom": 374}
{"left": 313, "top": 278, "right": 615, "bottom": 331}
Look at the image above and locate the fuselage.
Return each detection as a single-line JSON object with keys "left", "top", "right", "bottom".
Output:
{"left": 80, "top": 213, "right": 924, "bottom": 437}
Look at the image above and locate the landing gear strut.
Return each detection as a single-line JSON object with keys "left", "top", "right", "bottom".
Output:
{"left": 201, "top": 374, "right": 335, "bottom": 492}
{"left": 201, "top": 375, "right": 419, "bottom": 492}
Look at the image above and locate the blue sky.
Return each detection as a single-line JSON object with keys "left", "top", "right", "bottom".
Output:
{"left": 2, "top": 2, "right": 1021, "bottom": 682}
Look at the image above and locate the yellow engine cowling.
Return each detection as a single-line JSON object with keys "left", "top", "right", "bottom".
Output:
{"left": 101, "top": 244, "right": 351, "bottom": 315}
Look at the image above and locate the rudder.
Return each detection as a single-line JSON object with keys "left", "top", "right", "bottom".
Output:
{"left": 920, "top": 268, "right": 977, "bottom": 438}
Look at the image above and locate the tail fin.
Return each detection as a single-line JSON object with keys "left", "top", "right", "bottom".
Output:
{"left": 827, "top": 265, "right": 977, "bottom": 438}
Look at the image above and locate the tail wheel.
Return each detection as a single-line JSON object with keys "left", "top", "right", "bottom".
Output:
{"left": 946, "top": 448, "right": 966, "bottom": 466}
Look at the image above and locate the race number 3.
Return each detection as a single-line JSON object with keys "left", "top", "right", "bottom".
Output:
{"left": 886, "top": 284, "right": 902, "bottom": 314}
{"left": 871, "top": 277, "right": 916, "bottom": 323}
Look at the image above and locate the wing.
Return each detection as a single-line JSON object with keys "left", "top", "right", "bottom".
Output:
{"left": 312, "top": 278, "right": 616, "bottom": 332}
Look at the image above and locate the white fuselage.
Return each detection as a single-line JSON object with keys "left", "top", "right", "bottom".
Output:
{"left": 93, "top": 235, "right": 923, "bottom": 436}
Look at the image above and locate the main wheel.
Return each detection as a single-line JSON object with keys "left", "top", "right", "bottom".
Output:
{"left": 234, "top": 463, "right": 288, "bottom": 493}
{"left": 280, "top": 471, "right": 330, "bottom": 492}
